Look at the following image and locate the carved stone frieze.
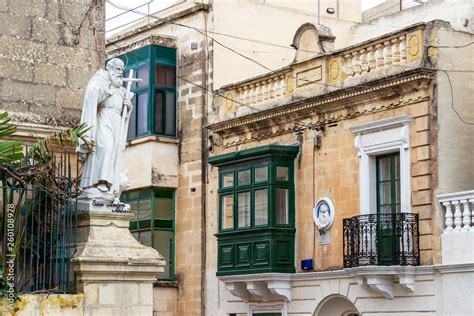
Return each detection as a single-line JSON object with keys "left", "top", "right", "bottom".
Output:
{"left": 210, "top": 70, "right": 434, "bottom": 148}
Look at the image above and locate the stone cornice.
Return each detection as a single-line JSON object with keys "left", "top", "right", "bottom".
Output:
{"left": 348, "top": 115, "right": 413, "bottom": 134}
{"left": 208, "top": 68, "right": 435, "bottom": 135}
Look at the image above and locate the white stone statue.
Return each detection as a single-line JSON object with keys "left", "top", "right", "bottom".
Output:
{"left": 76, "top": 58, "right": 139, "bottom": 203}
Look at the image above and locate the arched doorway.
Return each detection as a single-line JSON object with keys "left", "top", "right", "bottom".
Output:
{"left": 314, "top": 295, "right": 359, "bottom": 316}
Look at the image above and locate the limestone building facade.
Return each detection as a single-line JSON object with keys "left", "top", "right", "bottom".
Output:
{"left": 207, "top": 20, "right": 473, "bottom": 315}
{"left": 103, "top": 1, "right": 473, "bottom": 315}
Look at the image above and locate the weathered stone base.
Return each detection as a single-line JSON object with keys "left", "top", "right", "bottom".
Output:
{"left": 72, "top": 210, "right": 165, "bottom": 316}
{"left": 2, "top": 294, "right": 84, "bottom": 316}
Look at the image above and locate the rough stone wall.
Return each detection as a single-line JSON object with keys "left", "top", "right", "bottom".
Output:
{"left": 175, "top": 36, "right": 207, "bottom": 316}
{"left": 0, "top": 0, "right": 105, "bottom": 126}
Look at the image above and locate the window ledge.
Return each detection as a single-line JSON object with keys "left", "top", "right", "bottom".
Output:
{"left": 154, "top": 280, "right": 179, "bottom": 288}
{"left": 127, "top": 135, "right": 179, "bottom": 147}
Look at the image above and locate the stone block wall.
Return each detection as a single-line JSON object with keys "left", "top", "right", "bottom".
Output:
{"left": 0, "top": 0, "right": 105, "bottom": 126}
{"left": 106, "top": 6, "right": 210, "bottom": 315}
{"left": 173, "top": 17, "right": 208, "bottom": 315}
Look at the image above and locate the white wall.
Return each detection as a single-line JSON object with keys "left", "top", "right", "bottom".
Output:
{"left": 436, "top": 25, "right": 474, "bottom": 194}
{"left": 212, "top": 0, "right": 361, "bottom": 88}
{"left": 350, "top": 0, "right": 473, "bottom": 46}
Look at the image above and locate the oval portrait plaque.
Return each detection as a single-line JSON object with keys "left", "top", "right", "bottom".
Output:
{"left": 313, "top": 197, "right": 335, "bottom": 231}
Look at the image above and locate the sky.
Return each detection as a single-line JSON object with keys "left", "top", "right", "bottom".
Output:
{"left": 105, "top": 0, "right": 387, "bottom": 37}
{"left": 106, "top": 0, "right": 178, "bottom": 37}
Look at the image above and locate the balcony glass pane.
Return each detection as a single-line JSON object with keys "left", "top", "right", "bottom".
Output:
{"left": 154, "top": 198, "right": 173, "bottom": 220}
{"left": 138, "top": 230, "right": 152, "bottom": 247}
{"left": 155, "top": 91, "right": 163, "bottom": 133}
{"left": 221, "top": 194, "right": 233, "bottom": 229}
{"left": 276, "top": 188, "right": 289, "bottom": 224}
{"left": 395, "top": 179, "right": 400, "bottom": 204}
{"left": 378, "top": 157, "right": 390, "bottom": 181}
{"left": 136, "top": 65, "right": 149, "bottom": 89}
{"left": 379, "top": 205, "right": 391, "bottom": 215}
{"left": 138, "top": 198, "right": 152, "bottom": 220}
{"left": 395, "top": 155, "right": 400, "bottom": 180}
{"left": 137, "top": 93, "right": 148, "bottom": 135}
{"left": 276, "top": 166, "right": 289, "bottom": 181}
{"left": 378, "top": 182, "right": 391, "bottom": 205}
{"left": 127, "top": 96, "right": 137, "bottom": 139}
{"left": 254, "top": 189, "right": 268, "bottom": 225}
{"left": 238, "top": 169, "right": 251, "bottom": 186}
{"left": 165, "top": 91, "right": 175, "bottom": 135}
{"left": 129, "top": 201, "right": 139, "bottom": 221}
{"left": 153, "top": 230, "right": 173, "bottom": 279}
{"left": 254, "top": 166, "right": 268, "bottom": 182}
{"left": 155, "top": 65, "right": 175, "bottom": 88}
{"left": 222, "top": 173, "right": 233, "bottom": 188}
{"left": 238, "top": 191, "right": 251, "bottom": 228}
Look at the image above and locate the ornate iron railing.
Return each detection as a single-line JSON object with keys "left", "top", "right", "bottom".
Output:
{"left": 1, "top": 151, "right": 78, "bottom": 294}
{"left": 343, "top": 213, "right": 420, "bottom": 268}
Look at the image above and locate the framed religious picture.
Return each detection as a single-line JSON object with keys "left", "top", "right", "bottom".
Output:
{"left": 313, "top": 197, "right": 335, "bottom": 231}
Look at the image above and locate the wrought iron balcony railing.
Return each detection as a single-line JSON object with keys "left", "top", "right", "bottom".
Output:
{"left": 343, "top": 213, "right": 420, "bottom": 268}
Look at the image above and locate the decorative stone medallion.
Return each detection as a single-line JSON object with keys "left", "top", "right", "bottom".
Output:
{"left": 313, "top": 197, "right": 335, "bottom": 231}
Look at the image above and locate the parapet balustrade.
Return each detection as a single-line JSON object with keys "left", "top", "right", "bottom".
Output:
{"left": 341, "top": 36, "right": 407, "bottom": 77}
{"left": 235, "top": 73, "right": 288, "bottom": 107}
{"left": 215, "top": 24, "right": 425, "bottom": 120}
{"left": 438, "top": 190, "right": 474, "bottom": 233}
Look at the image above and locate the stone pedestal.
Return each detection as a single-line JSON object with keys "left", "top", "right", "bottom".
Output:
{"left": 72, "top": 208, "right": 165, "bottom": 316}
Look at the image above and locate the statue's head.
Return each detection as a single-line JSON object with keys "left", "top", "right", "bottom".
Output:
{"left": 106, "top": 58, "right": 125, "bottom": 88}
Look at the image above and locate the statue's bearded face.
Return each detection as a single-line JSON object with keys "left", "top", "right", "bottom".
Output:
{"left": 107, "top": 63, "right": 124, "bottom": 88}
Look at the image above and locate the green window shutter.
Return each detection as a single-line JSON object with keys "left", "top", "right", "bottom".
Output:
{"left": 124, "top": 188, "right": 175, "bottom": 280}
{"left": 210, "top": 145, "right": 298, "bottom": 276}
{"left": 115, "top": 44, "right": 177, "bottom": 140}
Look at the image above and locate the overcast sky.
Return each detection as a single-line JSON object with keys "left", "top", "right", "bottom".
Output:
{"left": 106, "top": 0, "right": 178, "bottom": 37}
{"left": 105, "top": 0, "right": 386, "bottom": 37}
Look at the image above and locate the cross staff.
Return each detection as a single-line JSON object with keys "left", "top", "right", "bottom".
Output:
{"left": 122, "top": 69, "right": 142, "bottom": 100}
{"left": 112, "top": 69, "right": 142, "bottom": 198}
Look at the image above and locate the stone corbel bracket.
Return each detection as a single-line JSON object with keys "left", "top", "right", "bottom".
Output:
{"left": 349, "top": 266, "right": 416, "bottom": 299}
{"left": 220, "top": 274, "right": 292, "bottom": 303}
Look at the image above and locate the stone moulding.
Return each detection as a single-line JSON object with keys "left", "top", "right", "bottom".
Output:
{"left": 219, "top": 266, "right": 440, "bottom": 303}
{"left": 220, "top": 273, "right": 292, "bottom": 303}
{"left": 208, "top": 69, "right": 434, "bottom": 149}
{"left": 72, "top": 210, "right": 165, "bottom": 284}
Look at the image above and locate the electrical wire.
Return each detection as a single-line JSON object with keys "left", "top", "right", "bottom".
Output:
{"left": 106, "top": 1, "right": 152, "bottom": 22}
{"left": 106, "top": 1, "right": 474, "bottom": 127}
{"left": 77, "top": 0, "right": 95, "bottom": 31}
{"left": 438, "top": 70, "right": 474, "bottom": 126}
{"left": 431, "top": 42, "right": 474, "bottom": 49}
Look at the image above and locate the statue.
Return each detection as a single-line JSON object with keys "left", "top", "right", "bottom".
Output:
{"left": 76, "top": 58, "right": 140, "bottom": 203}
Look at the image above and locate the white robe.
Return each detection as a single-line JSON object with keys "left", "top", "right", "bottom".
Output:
{"left": 76, "top": 69, "right": 130, "bottom": 197}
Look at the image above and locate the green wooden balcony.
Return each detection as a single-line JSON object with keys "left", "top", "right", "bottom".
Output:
{"left": 216, "top": 227, "right": 295, "bottom": 276}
